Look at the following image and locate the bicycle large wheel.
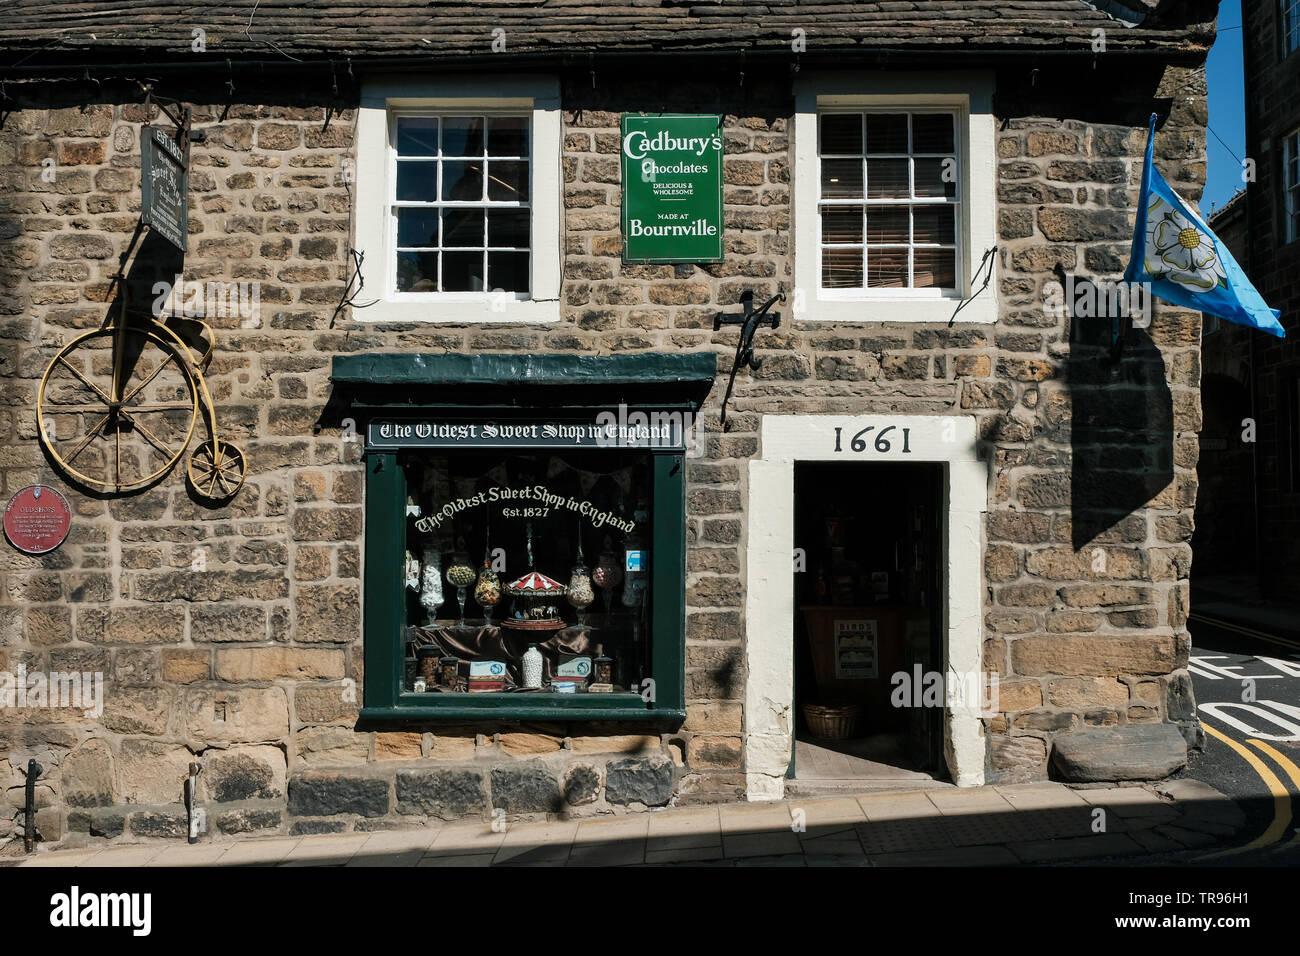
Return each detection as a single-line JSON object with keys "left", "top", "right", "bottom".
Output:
{"left": 37, "top": 325, "right": 199, "bottom": 493}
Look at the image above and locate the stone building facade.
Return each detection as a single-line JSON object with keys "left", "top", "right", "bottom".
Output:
{"left": 0, "top": 0, "right": 1216, "bottom": 849}
{"left": 1196, "top": 0, "right": 1300, "bottom": 603}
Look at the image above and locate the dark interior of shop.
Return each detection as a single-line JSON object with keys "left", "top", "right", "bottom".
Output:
{"left": 792, "top": 460, "right": 946, "bottom": 787}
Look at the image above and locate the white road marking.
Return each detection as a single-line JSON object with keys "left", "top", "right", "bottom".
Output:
{"left": 1198, "top": 701, "right": 1300, "bottom": 741}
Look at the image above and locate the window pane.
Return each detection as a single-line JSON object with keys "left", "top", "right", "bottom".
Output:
{"left": 820, "top": 205, "right": 863, "bottom": 244}
{"left": 442, "top": 160, "right": 484, "bottom": 201}
{"left": 820, "top": 114, "right": 863, "bottom": 154}
{"left": 866, "top": 206, "right": 909, "bottom": 244}
{"left": 866, "top": 114, "right": 908, "bottom": 153}
{"left": 914, "top": 158, "right": 957, "bottom": 198}
{"left": 912, "top": 205, "right": 956, "bottom": 245}
{"left": 821, "top": 159, "right": 863, "bottom": 198}
{"left": 867, "top": 159, "right": 909, "bottom": 198}
{"left": 487, "top": 161, "right": 529, "bottom": 202}
{"left": 396, "top": 117, "right": 439, "bottom": 156}
{"left": 488, "top": 208, "right": 530, "bottom": 248}
{"left": 442, "top": 116, "right": 485, "bottom": 157}
{"left": 397, "top": 208, "right": 441, "bottom": 248}
{"left": 402, "top": 448, "right": 654, "bottom": 696}
{"left": 913, "top": 248, "right": 956, "bottom": 288}
{"left": 822, "top": 247, "right": 863, "bottom": 288}
{"left": 441, "top": 208, "right": 484, "bottom": 248}
{"left": 442, "top": 251, "right": 485, "bottom": 291}
{"left": 488, "top": 251, "right": 529, "bottom": 292}
{"left": 912, "top": 114, "right": 955, "bottom": 153}
{"left": 396, "top": 250, "right": 438, "bottom": 292}
{"left": 396, "top": 160, "right": 438, "bottom": 201}
{"left": 487, "top": 117, "right": 528, "bottom": 157}
{"left": 866, "top": 248, "right": 908, "bottom": 288}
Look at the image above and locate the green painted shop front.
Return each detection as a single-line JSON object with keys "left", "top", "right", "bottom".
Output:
{"left": 331, "top": 352, "right": 715, "bottom": 727}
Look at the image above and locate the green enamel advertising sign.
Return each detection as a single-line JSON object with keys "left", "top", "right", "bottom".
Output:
{"left": 621, "top": 114, "right": 724, "bottom": 263}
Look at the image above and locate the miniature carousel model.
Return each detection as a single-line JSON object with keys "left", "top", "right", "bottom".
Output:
{"left": 502, "top": 569, "right": 568, "bottom": 631}
{"left": 502, "top": 520, "right": 569, "bottom": 631}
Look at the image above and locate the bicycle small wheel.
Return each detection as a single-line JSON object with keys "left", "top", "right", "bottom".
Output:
{"left": 37, "top": 325, "right": 199, "bottom": 493}
{"left": 188, "top": 439, "right": 247, "bottom": 501}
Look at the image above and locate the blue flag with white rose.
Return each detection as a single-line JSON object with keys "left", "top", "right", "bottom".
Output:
{"left": 1124, "top": 114, "right": 1284, "bottom": 338}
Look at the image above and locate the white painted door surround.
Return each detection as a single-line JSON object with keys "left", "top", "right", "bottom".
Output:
{"left": 743, "top": 414, "right": 989, "bottom": 799}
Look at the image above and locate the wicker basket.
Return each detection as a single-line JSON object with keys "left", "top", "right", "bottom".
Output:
{"left": 803, "top": 702, "right": 863, "bottom": 740}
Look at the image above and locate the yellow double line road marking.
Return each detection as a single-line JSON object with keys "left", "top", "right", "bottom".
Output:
{"left": 1198, "top": 723, "right": 1299, "bottom": 858}
{"left": 1247, "top": 739, "right": 1300, "bottom": 853}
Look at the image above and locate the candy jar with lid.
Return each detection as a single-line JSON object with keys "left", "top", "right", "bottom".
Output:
{"left": 446, "top": 549, "right": 476, "bottom": 626}
{"left": 566, "top": 532, "right": 595, "bottom": 627}
{"left": 475, "top": 553, "right": 500, "bottom": 626}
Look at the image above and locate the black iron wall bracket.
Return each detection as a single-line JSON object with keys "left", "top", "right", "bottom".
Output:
{"left": 714, "top": 290, "right": 784, "bottom": 426}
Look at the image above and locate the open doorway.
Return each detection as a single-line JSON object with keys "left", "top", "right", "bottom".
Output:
{"left": 789, "top": 461, "right": 947, "bottom": 792}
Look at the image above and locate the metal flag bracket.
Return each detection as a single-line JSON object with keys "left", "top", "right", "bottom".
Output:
{"left": 714, "top": 289, "right": 784, "bottom": 426}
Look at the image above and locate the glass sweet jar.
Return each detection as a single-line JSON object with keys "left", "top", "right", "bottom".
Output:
{"left": 445, "top": 551, "right": 476, "bottom": 626}
{"left": 567, "top": 562, "right": 595, "bottom": 626}
{"left": 474, "top": 555, "right": 501, "bottom": 626}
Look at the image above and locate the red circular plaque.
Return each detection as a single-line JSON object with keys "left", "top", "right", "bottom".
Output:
{"left": 4, "top": 485, "right": 72, "bottom": 554}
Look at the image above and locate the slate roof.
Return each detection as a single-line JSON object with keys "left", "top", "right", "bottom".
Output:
{"left": 0, "top": 1, "right": 1216, "bottom": 64}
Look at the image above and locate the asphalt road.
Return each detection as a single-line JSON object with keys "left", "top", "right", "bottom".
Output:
{"left": 1182, "top": 612, "right": 1300, "bottom": 864}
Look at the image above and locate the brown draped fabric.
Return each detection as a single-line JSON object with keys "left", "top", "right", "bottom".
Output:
{"left": 409, "top": 624, "right": 594, "bottom": 687}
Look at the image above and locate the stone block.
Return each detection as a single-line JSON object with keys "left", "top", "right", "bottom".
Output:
{"left": 605, "top": 756, "right": 674, "bottom": 806}
{"left": 203, "top": 745, "right": 286, "bottom": 802}
{"left": 1051, "top": 723, "right": 1187, "bottom": 781}
{"left": 288, "top": 771, "right": 389, "bottom": 817}
{"left": 395, "top": 768, "right": 486, "bottom": 820}
{"left": 490, "top": 763, "right": 563, "bottom": 814}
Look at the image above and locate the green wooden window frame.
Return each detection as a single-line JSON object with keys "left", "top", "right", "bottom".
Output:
{"left": 337, "top": 352, "right": 713, "bottom": 724}
{"left": 359, "top": 449, "right": 686, "bottom": 721}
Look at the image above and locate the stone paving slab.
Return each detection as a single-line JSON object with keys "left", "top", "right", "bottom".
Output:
{"left": 12, "top": 780, "right": 1251, "bottom": 868}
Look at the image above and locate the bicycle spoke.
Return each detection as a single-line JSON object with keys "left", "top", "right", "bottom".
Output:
{"left": 121, "top": 351, "right": 178, "bottom": 406}
{"left": 57, "top": 355, "right": 115, "bottom": 405}
{"left": 122, "top": 401, "right": 195, "bottom": 413}
{"left": 121, "top": 412, "right": 176, "bottom": 462}
{"left": 115, "top": 427, "right": 121, "bottom": 487}
{"left": 64, "top": 413, "right": 111, "bottom": 464}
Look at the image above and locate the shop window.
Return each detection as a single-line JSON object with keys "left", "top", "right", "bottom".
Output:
{"left": 400, "top": 448, "right": 654, "bottom": 701}
{"left": 337, "top": 351, "right": 714, "bottom": 722}
{"left": 794, "top": 73, "right": 997, "bottom": 323}
{"left": 361, "top": 431, "right": 686, "bottom": 720}
{"left": 353, "top": 76, "right": 561, "bottom": 323}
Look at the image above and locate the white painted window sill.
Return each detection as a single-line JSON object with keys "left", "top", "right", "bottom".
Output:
{"left": 355, "top": 299, "right": 561, "bottom": 325}
{"left": 795, "top": 295, "right": 996, "bottom": 324}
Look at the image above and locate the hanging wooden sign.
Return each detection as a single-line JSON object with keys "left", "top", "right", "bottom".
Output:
{"left": 3, "top": 485, "right": 72, "bottom": 554}
{"left": 141, "top": 126, "right": 189, "bottom": 252}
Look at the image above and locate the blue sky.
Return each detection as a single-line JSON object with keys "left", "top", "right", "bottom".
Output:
{"left": 1203, "top": 0, "right": 1245, "bottom": 214}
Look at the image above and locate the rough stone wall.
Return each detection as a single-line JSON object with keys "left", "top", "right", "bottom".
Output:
{"left": 0, "top": 60, "right": 1207, "bottom": 847}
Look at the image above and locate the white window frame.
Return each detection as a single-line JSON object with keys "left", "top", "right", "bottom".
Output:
{"left": 1283, "top": 0, "right": 1300, "bottom": 57}
{"left": 1284, "top": 127, "right": 1300, "bottom": 245}
{"left": 793, "top": 72, "right": 997, "bottom": 324}
{"left": 355, "top": 75, "right": 561, "bottom": 323}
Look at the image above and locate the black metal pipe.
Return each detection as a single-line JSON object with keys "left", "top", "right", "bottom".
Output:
{"left": 23, "top": 759, "right": 41, "bottom": 853}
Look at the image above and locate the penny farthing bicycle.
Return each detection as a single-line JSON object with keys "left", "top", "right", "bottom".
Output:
{"left": 37, "top": 275, "right": 247, "bottom": 501}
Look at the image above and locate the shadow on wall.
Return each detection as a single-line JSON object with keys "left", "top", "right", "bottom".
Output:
{"left": 1065, "top": 283, "right": 1174, "bottom": 552}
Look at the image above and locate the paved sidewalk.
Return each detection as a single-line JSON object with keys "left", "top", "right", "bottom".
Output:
{"left": 10, "top": 779, "right": 1246, "bottom": 867}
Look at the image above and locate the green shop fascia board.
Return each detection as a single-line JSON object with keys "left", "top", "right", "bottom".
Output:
{"left": 332, "top": 351, "right": 719, "bottom": 401}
